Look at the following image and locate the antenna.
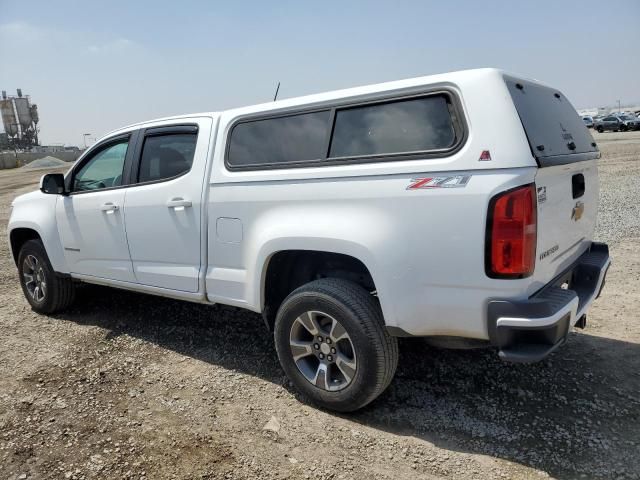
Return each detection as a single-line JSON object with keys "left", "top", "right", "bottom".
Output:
{"left": 273, "top": 81, "right": 280, "bottom": 101}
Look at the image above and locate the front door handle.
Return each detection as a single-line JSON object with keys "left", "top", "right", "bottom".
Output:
{"left": 167, "top": 197, "right": 192, "bottom": 211}
{"left": 100, "top": 202, "right": 119, "bottom": 214}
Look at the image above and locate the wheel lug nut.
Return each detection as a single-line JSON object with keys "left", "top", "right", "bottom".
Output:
{"left": 331, "top": 348, "right": 336, "bottom": 354}
{"left": 319, "top": 353, "right": 325, "bottom": 360}
{"left": 326, "top": 338, "right": 332, "bottom": 344}
{"left": 317, "top": 336, "right": 323, "bottom": 342}
{"left": 314, "top": 343, "right": 320, "bottom": 350}
{"left": 327, "top": 355, "right": 333, "bottom": 362}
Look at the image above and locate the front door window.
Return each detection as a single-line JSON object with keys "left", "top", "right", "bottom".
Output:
{"left": 73, "top": 141, "right": 128, "bottom": 192}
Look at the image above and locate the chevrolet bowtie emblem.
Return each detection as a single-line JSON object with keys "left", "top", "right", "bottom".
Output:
{"left": 571, "top": 201, "right": 585, "bottom": 221}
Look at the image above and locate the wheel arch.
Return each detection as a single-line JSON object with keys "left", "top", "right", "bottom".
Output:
{"left": 257, "top": 242, "right": 394, "bottom": 331}
{"left": 9, "top": 227, "right": 42, "bottom": 265}
{"left": 8, "top": 221, "right": 69, "bottom": 274}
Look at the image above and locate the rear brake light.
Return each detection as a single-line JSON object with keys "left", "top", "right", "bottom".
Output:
{"left": 486, "top": 184, "right": 537, "bottom": 278}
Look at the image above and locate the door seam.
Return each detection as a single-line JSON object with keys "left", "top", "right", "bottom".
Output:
{"left": 121, "top": 188, "right": 139, "bottom": 283}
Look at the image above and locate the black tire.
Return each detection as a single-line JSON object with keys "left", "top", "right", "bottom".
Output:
{"left": 274, "top": 278, "right": 398, "bottom": 412}
{"left": 596, "top": 126, "right": 603, "bottom": 133}
{"left": 17, "top": 239, "right": 75, "bottom": 314}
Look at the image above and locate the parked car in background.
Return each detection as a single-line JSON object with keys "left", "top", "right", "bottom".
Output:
{"left": 582, "top": 116, "right": 594, "bottom": 128}
{"left": 617, "top": 114, "right": 640, "bottom": 131}
{"left": 594, "top": 115, "right": 624, "bottom": 132}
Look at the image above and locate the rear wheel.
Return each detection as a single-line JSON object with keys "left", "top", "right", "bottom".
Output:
{"left": 274, "top": 278, "right": 398, "bottom": 412}
{"left": 596, "top": 126, "right": 603, "bottom": 133}
{"left": 18, "top": 239, "right": 75, "bottom": 314}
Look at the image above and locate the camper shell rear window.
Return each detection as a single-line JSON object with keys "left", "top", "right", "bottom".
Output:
{"left": 505, "top": 77, "right": 599, "bottom": 166}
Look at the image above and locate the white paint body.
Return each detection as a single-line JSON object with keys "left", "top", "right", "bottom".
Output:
{"left": 8, "top": 68, "right": 601, "bottom": 340}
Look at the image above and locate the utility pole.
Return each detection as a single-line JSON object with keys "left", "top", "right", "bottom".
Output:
{"left": 617, "top": 100, "right": 621, "bottom": 113}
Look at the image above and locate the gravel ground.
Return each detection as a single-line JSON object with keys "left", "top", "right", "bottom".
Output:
{"left": 1, "top": 132, "right": 639, "bottom": 480}
{"left": 593, "top": 131, "right": 640, "bottom": 244}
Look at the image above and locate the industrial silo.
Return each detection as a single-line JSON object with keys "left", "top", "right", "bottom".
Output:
{"left": 0, "top": 98, "right": 19, "bottom": 137}
{"left": 1, "top": 89, "right": 40, "bottom": 148}
{"left": 14, "top": 97, "right": 33, "bottom": 131}
{"left": 30, "top": 104, "right": 39, "bottom": 124}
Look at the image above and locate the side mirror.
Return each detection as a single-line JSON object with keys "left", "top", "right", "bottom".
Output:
{"left": 40, "top": 173, "right": 68, "bottom": 195}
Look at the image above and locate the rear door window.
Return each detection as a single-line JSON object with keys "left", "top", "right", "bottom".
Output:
{"left": 138, "top": 133, "right": 197, "bottom": 183}
{"left": 505, "top": 77, "right": 597, "bottom": 164}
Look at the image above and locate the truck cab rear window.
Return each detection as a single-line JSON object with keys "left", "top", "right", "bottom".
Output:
{"left": 226, "top": 93, "right": 460, "bottom": 169}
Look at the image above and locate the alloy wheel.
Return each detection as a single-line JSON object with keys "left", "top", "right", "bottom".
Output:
{"left": 23, "top": 254, "right": 46, "bottom": 303}
{"left": 289, "top": 311, "right": 357, "bottom": 391}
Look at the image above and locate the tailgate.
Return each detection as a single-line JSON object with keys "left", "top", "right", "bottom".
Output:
{"left": 533, "top": 160, "right": 599, "bottom": 285}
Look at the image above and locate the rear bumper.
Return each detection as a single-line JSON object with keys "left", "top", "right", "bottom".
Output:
{"left": 487, "top": 242, "right": 610, "bottom": 363}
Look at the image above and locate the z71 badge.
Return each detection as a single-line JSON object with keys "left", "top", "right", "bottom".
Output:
{"left": 407, "top": 175, "right": 471, "bottom": 190}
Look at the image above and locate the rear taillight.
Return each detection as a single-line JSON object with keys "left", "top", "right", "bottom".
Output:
{"left": 486, "top": 184, "right": 537, "bottom": 278}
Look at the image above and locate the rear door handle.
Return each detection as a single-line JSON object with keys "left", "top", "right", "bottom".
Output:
{"left": 167, "top": 197, "right": 192, "bottom": 210}
{"left": 100, "top": 202, "right": 119, "bottom": 214}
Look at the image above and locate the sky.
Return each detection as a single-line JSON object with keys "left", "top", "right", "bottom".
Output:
{"left": 0, "top": 0, "right": 639, "bottom": 146}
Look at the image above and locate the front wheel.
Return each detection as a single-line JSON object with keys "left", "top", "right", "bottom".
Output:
{"left": 274, "top": 278, "right": 398, "bottom": 412}
{"left": 596, "top": 126, "right": 604, "bottom": 133}
{"left": 18, "top": 239, "right": 75, "bottom": 314}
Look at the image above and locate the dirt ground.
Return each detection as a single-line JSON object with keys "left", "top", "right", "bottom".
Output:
{"left": 1, "top": 131, "right": 639, "bottom": 480}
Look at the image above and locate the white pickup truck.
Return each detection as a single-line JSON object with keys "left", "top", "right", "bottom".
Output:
{"left": 8, "top": 69, "right": 610, "bottom": 411}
